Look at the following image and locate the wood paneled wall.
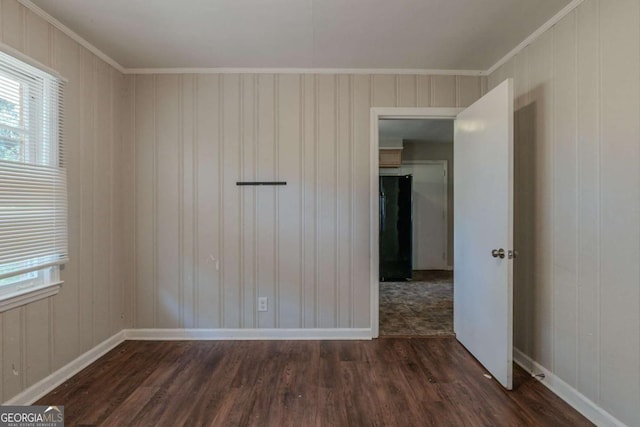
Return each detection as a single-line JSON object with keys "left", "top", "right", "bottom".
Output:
{"left": 130, "top": 74, "right": 486, "bottom": 329}
{"left": 0, "top": 0, "right": 131, "bottom": 402}
{"left": 489, "top": 0, "right": 640, "bottom": 424}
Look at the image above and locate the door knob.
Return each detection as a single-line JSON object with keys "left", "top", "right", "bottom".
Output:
{"left": 491, "top": 248, "right": 505, "bottom": 259}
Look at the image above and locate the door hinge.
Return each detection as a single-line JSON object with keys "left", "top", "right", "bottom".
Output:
{"left": 508, "top": 250, "right": 518, "bottom": 259}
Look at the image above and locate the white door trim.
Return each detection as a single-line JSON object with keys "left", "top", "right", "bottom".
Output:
{"left": 401, "top": 160, "right": 448, "bottom": 269}
{"left": 370, "top": 108, "right": 462, "bottom": 338}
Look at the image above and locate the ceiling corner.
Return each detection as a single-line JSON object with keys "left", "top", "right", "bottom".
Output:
{"left": 485, "top": 0, "right": 586, "bottom": 76}
{"left": 17, "top": 0, "right": 126, "bottom": 74}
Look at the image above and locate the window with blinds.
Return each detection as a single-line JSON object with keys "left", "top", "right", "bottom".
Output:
{"left": 0, "top": 49, "right": 66, "bottom": 299}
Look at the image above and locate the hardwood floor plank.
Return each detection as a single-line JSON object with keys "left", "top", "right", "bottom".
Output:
{"left": 185, "top": 343, "right": 254, "bottom": 425}
{"left": 36, "top": 338, "right": 592, "bottom": 426}
{"left": 99, "top": 386, "right": 160, "bottom": 426}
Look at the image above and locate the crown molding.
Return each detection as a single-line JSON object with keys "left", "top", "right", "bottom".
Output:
{"left": 17, "top": 0, "right": 126, "bottom": 74}
{"left": 486, "top": 0, "right": 585, "bottom": 75}
{"left": 19, "top": 0, "right": 585, "bottom": 79}
{"left": 123, "top": 67, "right": 486, "bottom": 76}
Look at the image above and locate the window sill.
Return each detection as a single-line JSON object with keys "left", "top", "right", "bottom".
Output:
{"left": 0, "top": 281, "right": 63, "bottom": 313}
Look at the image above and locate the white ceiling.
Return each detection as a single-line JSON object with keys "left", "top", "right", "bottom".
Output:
{"left": 379, "top": 119, "right": 453, "bottom": 144}
{"left": 30, "top": 0, "right": 571, "bottom": 70}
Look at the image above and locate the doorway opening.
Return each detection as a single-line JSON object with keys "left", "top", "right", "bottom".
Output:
{"left": 370, "top": 81, "right": 514, "bottom": 389}
{"left": 377, "top": 117, "right": 455, "bottom": 336}
{"left": 369, "top": 108, "right": 462, "bottom": 339}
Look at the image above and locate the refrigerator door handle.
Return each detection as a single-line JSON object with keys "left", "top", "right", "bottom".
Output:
{"left": 380, "top": 193, "right": 386, "bottom": 233}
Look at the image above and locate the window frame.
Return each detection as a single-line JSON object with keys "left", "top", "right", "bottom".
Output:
{"left": 0, "top": 50, "right": 65, "bottom": 312}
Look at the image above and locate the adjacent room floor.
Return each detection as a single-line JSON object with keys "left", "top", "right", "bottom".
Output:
{"left": 380, "top": 270, "right": 453, "bottom": 336}
{"left": 37, "top": 338, "right": 591, "bottom": 426}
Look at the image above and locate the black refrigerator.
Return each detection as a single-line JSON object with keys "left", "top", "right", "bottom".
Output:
{"left": 379, "top": 175, "right": 413, "bottom": 281}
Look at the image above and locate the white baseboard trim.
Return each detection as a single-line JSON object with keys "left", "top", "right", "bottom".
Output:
{"left": 124, "top": 328, "right": 372, "bottom": 340}
{"left": 513, "top": 348, "right": 626, "bottom": 427}
{"left": 4, "top": 330, "right": 126, "bottom": 405}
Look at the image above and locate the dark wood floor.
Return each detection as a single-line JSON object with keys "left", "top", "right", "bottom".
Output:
{"left": 37, "top": 338, "right": 592, "bottom": 426}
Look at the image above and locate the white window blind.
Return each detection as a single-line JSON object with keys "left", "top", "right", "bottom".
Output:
{"left": 0, "top": 49, "right": 66, "bottom": 295}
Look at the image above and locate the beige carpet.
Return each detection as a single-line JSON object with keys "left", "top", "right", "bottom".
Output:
{"left": 379, "top": 270, "right": 453, "bottom": 336}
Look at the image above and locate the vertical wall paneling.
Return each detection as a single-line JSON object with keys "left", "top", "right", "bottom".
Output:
{"left": 277, "top": 74, "right": 302, "bottom": 328}
{"left": 156, "top": 75, "right": 181, "bottom": 328}
{"left": 24, "top": 300, "right": 48, "bottom": 387}
{"left": 575, "top": 0, "right": 600, "bottom": 403}
{"left": 222, "top": 74, "right": 241, "bottom": 328}
{"left": 333, "top": 76, "right": 339, "bottom": 327}
{"left": 195, "top": 75, "right": 221, "bottom": 328}
{"left": 25, "top": 9, "right": 49, "bottom": 67}
{"left": 79, "top": 51, "right": 96, "bottom": 350}
{"left": 179, "top": 75, "right": 198, "bottom": 328}
{"left": 51, "top": 30, "right": 80, "bottom": 370}
{"left": 109, "top": 68, "right": 118, "bottom": 332}
{"left": 598, "top": 0, "right": 640, "bottom": 423}
{"left": 1, "top": 0, "right": 24, "bottom": 52}
{"left": 134, "top": 75, "right": 156, "bottom": 328}
{"left": 93, "top": 60, "right": 113, "bottom": 342}
{"left": 110, "top": 69, "right": 124, "bottom": 333}
{"left": 176, "top": 75, "right": 185, "bottom": 329}
{"left": 274, "top": 75, "right": 280, "bottom": 327}
{"left": 552, "top": 10, "right": 578, "bottom": 388}
{"left": 316, "top": 75, "right": 337, "bottom": 327}
{"left": 348, "top": 76, "right": 355, "bottom": 328}
{"left": 132, "top": 73, "right": 481, "bottom": 331}
{"left": 416, "top": 75, "right": 431, "bottom": 107}
{"left": 337, "top": 75, "right": 351, "bottom": 327}
{"left": 298, "top": 75, "right": 306, "bottom": 328}
{"left": 256, "top": 75, "right": 276, "bottom": 328}
{"left": 122, "top": 75, "right": 135, "bottom": 332}
{"left": 371, "top": 75, "right": 396, "bottom": 107}
{"left": 396, "top": 75, "right": 417, "bottom": 107}
{"left": 480, "top": 76, "right": 488, "bottom": 97}
{"left": 2, "top": 309, "right": 22, "bottom": 400}
{"left": 531, "top": 29, "right": 555, "bottom": 370}
{"left": 431, "top": 75, "right": 456, "bottom": 107}
{"left": 416, "top": 75, "right": 430, "bottom": 107}
{"left": 352, "top": 75, "right": 372, "bottom": 327}
{"left": 489, "top": 1, "right": 640, "bottom": 424}
{"left": 456, "top": 76, "right": 482, "bottom": 107}
{"left": 513, "top": 45, "right": 533, "bottom": 360}
{"left": 240, "top": 74, "right": 256, "bottom": 328}
{"left": 0, "top": 0, "right": 129, "bottom": 402}
{"left": 302, "top": 75, "right": 316, "bottom": 327}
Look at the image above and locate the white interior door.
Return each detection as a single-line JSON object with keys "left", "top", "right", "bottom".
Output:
{"left": 400, "top": 162, "right": 447, "bottom": 270}
{"left": 454, "top": 79, "right": 514, "bottom": 389}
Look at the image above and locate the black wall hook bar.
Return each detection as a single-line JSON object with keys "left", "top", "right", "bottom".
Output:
{"left": 236, "top": 181, "right": 287, "bottom": 186}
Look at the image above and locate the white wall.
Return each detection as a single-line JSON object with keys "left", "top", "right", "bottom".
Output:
{"left": 130, "top": 74, "right": 486, "bottom": 329}
{"left": 489, "top": 0, "right": 640, "bottom": 424}
{"left": 402, "top": 140, "right": 453, "bottom": 266}
{"left": 0, "top": 0, "right": 132, "bottom": 402}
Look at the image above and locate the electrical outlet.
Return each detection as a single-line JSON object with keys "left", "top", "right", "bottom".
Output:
{"left": 258, "top": 297, "right": 268, "bottom": 312}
